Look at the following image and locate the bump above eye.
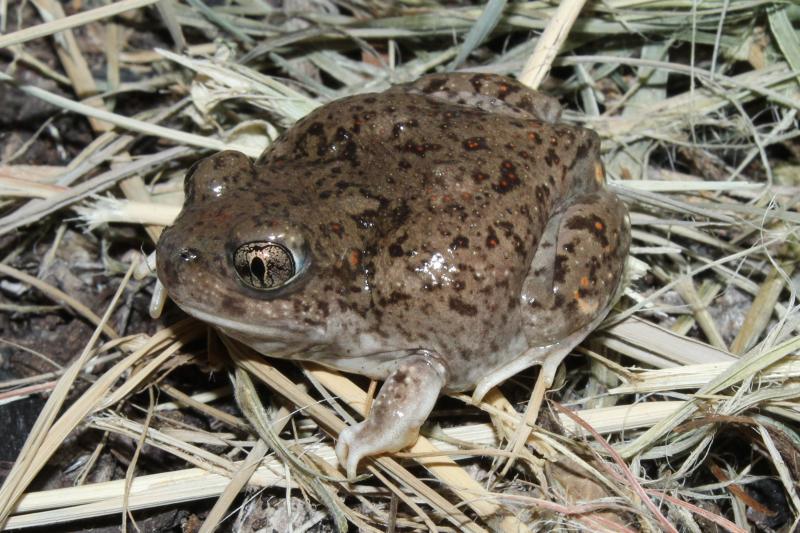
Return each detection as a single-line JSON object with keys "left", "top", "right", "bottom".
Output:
{"left": 233, "top": 242, "right": 296, "bottom": 290}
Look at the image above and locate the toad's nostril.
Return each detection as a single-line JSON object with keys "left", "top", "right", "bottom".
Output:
{"left": 178, "top": 248, "right": 199, "bottom": 262}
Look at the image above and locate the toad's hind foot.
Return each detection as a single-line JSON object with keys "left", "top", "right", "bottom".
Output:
{"left": 335, "top": 353, "right": 446, "bottom": 479}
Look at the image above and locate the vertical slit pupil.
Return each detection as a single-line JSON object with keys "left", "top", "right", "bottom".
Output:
{"left": 250, "top": 257, "right": 266, "bottom": 285}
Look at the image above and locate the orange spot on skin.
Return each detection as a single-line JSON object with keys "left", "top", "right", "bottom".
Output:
{"left": 594, "top": 221, "right": 604, "bottom": 231}
{"left": 573, "top": 290, "right": 581, "bottom": 300}
{"left": 348, "top": 250, "right": 360, "bottom": 268}
{"left": 580, "top": 276, "right": 590, "bottom": 288}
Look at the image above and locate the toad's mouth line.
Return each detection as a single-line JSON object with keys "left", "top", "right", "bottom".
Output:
{"left": 174, "top": 302, "right": 321, "bottom": 340}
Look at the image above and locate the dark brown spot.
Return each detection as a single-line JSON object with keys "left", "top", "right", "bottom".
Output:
{"left": 469, "top": 74, "right": 485, "bottom": 93}
{"left": 485, "top": 226, "right": 499, "bottom": 249}
{"left": 566, "top": 213, "right": 610, "bottom": 247}
{"left": 402, "top": 140, "right": 441, "bottom": 157}
{"left": 386, "top": 290, "right": 411, "bottom": 305}
{"left": 422, "top": 77, "right": 448, "bottom": 93}
{"left": 545, "top": 148, "right": 561, "bottom": 167}
{"left": 574, "top": 140, "right": 593, "bottom": 162}
{"left": 553, "top": 254, "right": 569, "bottom": 284}
{"left": 450, "top": 235, "right": 469, "bottom": 250}
{"left": 493, "top": 160, "right": 521, "bottom": 193}
{"left": 449, "top": 296, "right": 478, "bottom": 316}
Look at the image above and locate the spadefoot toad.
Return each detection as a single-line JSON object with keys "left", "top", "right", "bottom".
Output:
{"left": 156, "top": 73, "right": 630, "bottom": 478}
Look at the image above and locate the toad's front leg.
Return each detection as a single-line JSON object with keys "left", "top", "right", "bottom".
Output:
{"left": 335, "top": 353, "right": 447, "bottom": 478}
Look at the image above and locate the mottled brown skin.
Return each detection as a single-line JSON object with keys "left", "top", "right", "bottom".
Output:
{"left": 156, "top": 73, "right": 630, "bottom": 477}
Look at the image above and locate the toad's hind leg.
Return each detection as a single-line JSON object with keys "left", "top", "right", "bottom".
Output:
{"left": 335, "top": 353, "right": 446, "bottom": 479}
{"left": 473, "top": 188, "right": 630, "bottom": 403}
{"left": 523, "top": 187, "right": 629, "bottom": 345}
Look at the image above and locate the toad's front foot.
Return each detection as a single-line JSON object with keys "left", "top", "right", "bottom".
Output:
{"left": 335, "top": 353, "right": 446, "bottom": 479}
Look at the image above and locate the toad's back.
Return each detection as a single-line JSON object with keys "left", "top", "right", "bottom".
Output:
{"left": 251, "top": 74, "right": 623, "bottom": 389}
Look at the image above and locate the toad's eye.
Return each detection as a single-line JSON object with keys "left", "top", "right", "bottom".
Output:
{"left": 233, "top": 242, "right": 296, "bottom": 290}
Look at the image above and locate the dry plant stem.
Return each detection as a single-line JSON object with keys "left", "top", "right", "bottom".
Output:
{"left": 709, "top": 462, "right": 776, "bottom": 517}
{"left": 198, "top": 439, "right": 269, "bottom": 533}
{"left": 620, "top": 333, "right": 800, "bottom": 458}
{"left": 231, "top": 359, "right": 343, "bottom": 481}
{"left": 154, "top": 0, "right": 186, "bottom": 49}
{"left": 489, "top": 492, "right": 639, "bottom": 533}
{"left": 0, "top": 72, "right": 258, "bottom": 156}
{"left": 608, "top": 358, "right": 800, "bottom": 394}
{"left": 0, "top": 380, "right": 58, "bottom": 401}
{"left": 670, "top": 280, "right": 721, "bottom": 336}
{"left": 552, "top": 403, "right": 678, "bottom": 533}
{"left": 4, "top": 45, "right": 72, "bottom": 86}
{"left": 481, "top": 387, "right": 527, "bottom": 438}
{"left": 644, "top": 490, "right": 747, "bottom": 533}
{"left": 674, "top": 276, "right": 728, "bottom": 351}
{"left": 361, "top": 466, "right": 437, "bottom": 532}
{"left": 231, "top": 363, "right": 350, "bottom": 533}
{"left": 7, "top": 467, "right": 273, "bottom": 529}
{"left": 0, "top": 263, "right": 117, "bottom": 338}
{"left": 159, "top": 384, "right": 248, "bottom": 431}
{"left": 105, "top": 22, "right": 120, "bottom": 95}
{"left": 604, "top": 317, "right": 735, "bottom": 369}
{"left": 498, "top": 368, "right": 548, "bottom": 476}
{"left": 730, "top": 261, "right": 795, "bottom": 354}
{"left": 757, "top": 424, "right": 800, "bottom": 513}
{"left": 476, "top": 386, "right": 557, "bottom": 466}
{"left": 519, "top": 0, "right": 588, "bottom": 89}
{"left": 118, "top": 176, "right": 165, "bottom": 243}
{"left": 0, "top": 261, "right": 136, "bottom": 527}
{"left": 0, "top": 0, "right": 160, "bottom": 48}
{"left": 122, "top": 387, "right": 155, "bottom": 533}
{"left": 0, "top": 145, "right": 190, "bottom": 236}
{"left": 198, "top": 401, "right": 291, "bottom": 532}
{"left": 31, "top": 0, "right": 110, "bottom": 132}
